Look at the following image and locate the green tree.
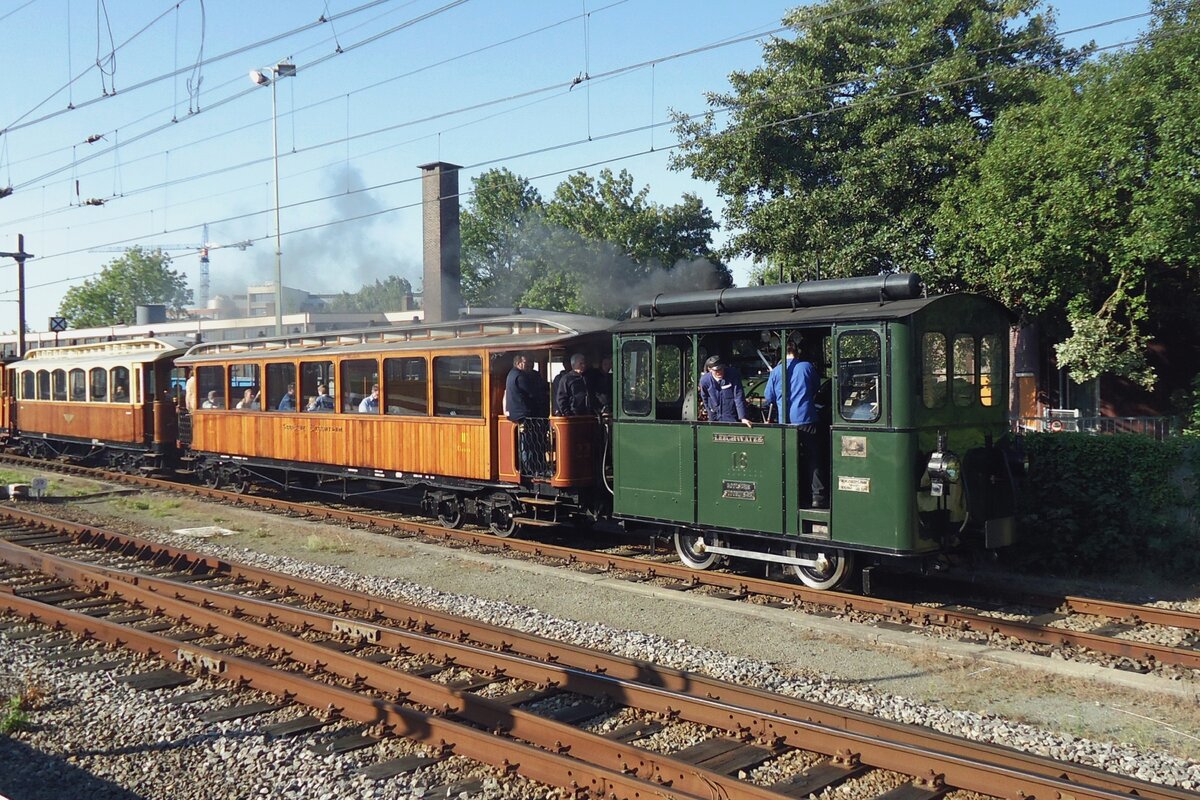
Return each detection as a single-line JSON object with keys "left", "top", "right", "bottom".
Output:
{"left": 461, "top": 168, "right": 545, "bottom": 307}
{"left": 934, "top": 3, "right": 1200, "bottom": 388}
{"left": 59, "top": 247, "right": 191, "bottom": 327}
{"left": 671, "top": 0, "right": 1077, "bottom": 281}
{"left": 325, "top": 275, "right": 414, "bottom": 313}
{"left": 461, "top": 167, "right": 728, "bottom": 317}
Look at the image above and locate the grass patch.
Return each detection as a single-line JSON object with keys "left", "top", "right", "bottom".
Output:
{"left": 0, "top": 470, "right": 31, "bottom": 485}
{"left": 303, "top": 534, "right": 352, "bottom": 554}
{"left": 1, "top": 681, "right": 47, "bottom": 735}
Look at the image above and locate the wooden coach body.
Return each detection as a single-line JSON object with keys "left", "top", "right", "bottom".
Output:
{"left": 6, "top": 339, "right": 187, "bottom": 455}
{"left": 175, "top": 312, "right": 613, "bottom": 490}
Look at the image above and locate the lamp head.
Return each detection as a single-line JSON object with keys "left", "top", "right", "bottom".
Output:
{"left": 275, "top": 61, "right": 297, "bottom": 78}
{"left": 249, "top": 69, "right": 269, "bottom": 86}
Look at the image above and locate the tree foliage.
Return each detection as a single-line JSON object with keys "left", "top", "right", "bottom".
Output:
{"left": 671, "top": 0, "right": 1078, "bottom": 282}
{"left": 324, "top": 275, "right": 414, "bottom": 313}
{"left": 934, "top": 4, "right": 1200, "bottom": 387}
{"left": 461, "top": 167, "right": 729, "bottom": 317}
{"left": 58, "top": 247, "right": 191, "bottom": 328}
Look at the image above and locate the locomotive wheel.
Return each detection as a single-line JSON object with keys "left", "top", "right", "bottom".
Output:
{"left": 486, "top": 495, "right": 517, "bottom": 538}
{"left": 788, "top": 547, "right": 854, "bottom": 591}
{"left": 436, "top": 496, "right": 464, "bottom": 529}
{"left": 674, "top": 532, "right": 720, "bottom": 570}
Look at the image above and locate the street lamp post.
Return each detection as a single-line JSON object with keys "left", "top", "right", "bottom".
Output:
{"left": 249, "top": 61, "right": 296, "bottom": 336}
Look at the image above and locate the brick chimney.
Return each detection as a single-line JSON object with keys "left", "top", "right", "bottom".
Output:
{"left": 419, "top": 161, "right": 463, "bottom": 324}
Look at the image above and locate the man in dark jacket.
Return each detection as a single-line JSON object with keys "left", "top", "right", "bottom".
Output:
{"left": 505, "top": 353, "right": 547, "bottom": 422}
{"left": 699, "top": 355, "right": 752, "bottom": 427}
{"left": 556, "top": 353, "right": 596, "bottom": 416}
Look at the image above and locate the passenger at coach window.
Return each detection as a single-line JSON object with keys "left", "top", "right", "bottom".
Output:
{"left": 763, "top": 339, "right": 826, "bottom": 508}
{"left": 358, "top": 384, "right": 380, "bottom": 413}
{"left": 306, "top": 383, "right": 335, "bottom": 412}
{"left": 112, "top": 384, "right": 129, "bottom": 403}
{"left": 699, "top": 356, "right": 752, "bottom": 428}
{"left": 235, "top": 388, "right": 261, "bottom": 410}
{"left": 556, "top": 353, "right": 597, "bottom": 417}
{"left": 184, "top": 371, "right": 197, "bottom": 413}
{"left": 201, "top": 390, "right": 220, "bottom": 409}
{"left": 277, "top": 383, "right": 297, "bottom": 411}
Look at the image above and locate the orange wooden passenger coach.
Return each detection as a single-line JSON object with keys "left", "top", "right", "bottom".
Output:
{"left": 5, "top": 338, "right": 186, "bottom": 471}
{"left": 175, "top": 312, "right": 613, "bottom": 532}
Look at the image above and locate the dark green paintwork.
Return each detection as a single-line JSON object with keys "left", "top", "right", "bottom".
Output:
{"left": 612, "top": 422, "right": 694, "bottom": 521}
{"left": 696, "top": 424, "right": 785, "bottom": 533}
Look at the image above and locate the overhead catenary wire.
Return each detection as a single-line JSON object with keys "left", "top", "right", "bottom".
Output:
{"left": 3, "top": 27, "right": 1164, "bottom": 295}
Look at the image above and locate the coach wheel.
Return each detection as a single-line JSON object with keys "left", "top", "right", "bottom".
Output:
{"left": 674, "top": 531, "right": 721, "bottom": 570}
{"left": 227, "top": 468, "right": 251, "bottom": 495}
{"left": 199, "top": 464, "right": 221, "bottom": 489}
{"left": 486, "top": 496, "right": 517, "bottom": 538}
{"left": 436, "top": 496, "right": 464, "bottom": 529}
{"left": 788, "top": 547, "right": 854, "bottom": 591}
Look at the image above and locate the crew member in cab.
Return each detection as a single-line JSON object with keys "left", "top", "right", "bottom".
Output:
{"left": 699, "top": 355, "right": 752, "bottom": 428}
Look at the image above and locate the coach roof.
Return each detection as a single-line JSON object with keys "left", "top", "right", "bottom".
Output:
{"left": 176, "top": 311, "right": 614, "bottom": 364}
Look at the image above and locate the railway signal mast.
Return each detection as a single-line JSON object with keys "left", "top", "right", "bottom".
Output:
{"left": 90, "top": 224, "right": 253, "bottom": 309}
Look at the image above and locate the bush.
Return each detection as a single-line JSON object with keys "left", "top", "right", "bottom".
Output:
{"left": 1006, "top": 432, "right": 1200, "bottom": 578}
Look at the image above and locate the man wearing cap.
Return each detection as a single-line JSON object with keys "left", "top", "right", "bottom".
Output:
{"left": 699, "top": 356, "right": 753, "bottom": 428}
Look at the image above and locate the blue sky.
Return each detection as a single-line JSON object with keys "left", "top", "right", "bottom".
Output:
{"left": 0, "top": 0, "right": 1155, "bottom": 332}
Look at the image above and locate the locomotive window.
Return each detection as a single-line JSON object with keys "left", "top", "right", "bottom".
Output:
{"left": 921, "top": 333, "right": 947, "bottom": 408}
{"left": 300, "top": 361, "right": 336, "bottom": 412}
{"left": 980, "top": 335, "right": 1001, "bottom": 407}
{"left": 837, "top": 332, "right": 881, "bottom": 423}
{"left": 37, "top": 370, "right": 50, "bottom": 400}
{"left": 384, "top": 357, "right": 428, "bottom": 416}
{"left": 69, "top": 369, "right": 86, "bottom": 402}
{"left": 52, "top": 369, "right": 67, "bottom": 401}
{"left": 196, "top": 366, "right": 225, "bottom": 409}
{"left": 21, "top": 371, "right": 34, "bottom": 400}
{"left": 952, "top": 335, "right": 977, "bottom": 407}
{"left": 266, "top": 363, "right": 297, "bottom": 411}
{"left": 433, "top": 355, "right": 482, "bottom": 418}
{"left": 656, "top": 344, "right": 682, "bottom": 404}
{"left": 341, "top": 359, "right": 380, "bottom": 414}
{"left": 621, "top": 340, "right": 652, "bottom": 417}
{"left": 110, "top": 367, "right": 131, "bottom": 403}
{"left": 90, "top": 368, "right": 108, "bottom": 402}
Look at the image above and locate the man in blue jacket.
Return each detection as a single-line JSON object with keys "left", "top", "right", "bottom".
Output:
{"left": 763, "top": 340, "right": 826, "bottom": 507}
{"left": 699, "top": 356, "right": 753, "bottom": 428}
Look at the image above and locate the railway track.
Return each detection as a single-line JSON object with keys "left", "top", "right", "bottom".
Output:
{"left": 5, "top": 452, "right": 1200, "bottom": 679}
{"left": 0, "top": 505, "right": 1195, "bottom": 800}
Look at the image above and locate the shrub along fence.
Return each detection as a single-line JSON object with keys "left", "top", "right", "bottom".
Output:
{"left": 1006, "top": 432, "right": 1200, "bottom": 579}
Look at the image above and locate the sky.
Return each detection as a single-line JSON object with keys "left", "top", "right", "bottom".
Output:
{"left": 0, "top": 0, "right": 1157, "bottom": 333}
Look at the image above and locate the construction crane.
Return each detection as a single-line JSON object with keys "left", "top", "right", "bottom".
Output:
{"left": 90, "top": 224, "right": 253, "bottom": 309}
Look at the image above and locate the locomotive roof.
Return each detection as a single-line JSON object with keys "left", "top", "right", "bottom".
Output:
{"left": 613, "top": 293, "right": 1010, "bottom": 333}
{"left": 176, "top": 311, "right": 615, "bottom": 364}
{"left": 7, "top": 337, "right": 191, "bottom": 370}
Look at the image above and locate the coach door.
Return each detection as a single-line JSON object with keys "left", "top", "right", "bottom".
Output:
{"left": 612, "top": 336, "right": 696, "bottom": 524}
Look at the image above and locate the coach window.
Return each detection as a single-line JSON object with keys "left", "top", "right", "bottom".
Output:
{"left": 384, "top": 357, "right": 427, "bottom": 416}
{"left": 621, "top": 340, "right": 652, "bottom": 417}
{"left": 265, "top": 363, "right": 296, "bottom": 411}
{"left": 922, "top": 333, "right": 947, "bottom": 408}
{"left": 69, "top": 369, "right": 86, "bottom": 402}
{"left": 110, "top": 367, "right": 131, "bottom": 403}
{"left": 90, "top": 368, "right": 108, "bottom": 402}
{"left": 433, "top": 355, "right": 482, "bottom": 417}
{"left": 52, "top": 369, "right": 67, "bottom": 401}
{"left": 228, "top": 364, "right": 261, "bottom": 410}
{"left": 300, "top": 361, "right": 336, "bottom": 412}
{"left": 196, "top": 366, "right": 225, "bottom": 409}
{"left": 980, "top": 335, "right": 1001, "bottom": 407}
{"left": 655, "top": 341, "right": 685, "bottom": 420}
{"left": 37, "top": 370, "right": 50, "bottom": 400}
{"left": 341, "top": 359, "right": 379, "bottom": 413}
{"left": 952, "top": 335, "right": 977, "bottom": 407}
{"left": 21, "top": 371, "right": 34, "bottom": 400}
{"left": 837, "top": 332, "right": 881, "bottom": 423}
